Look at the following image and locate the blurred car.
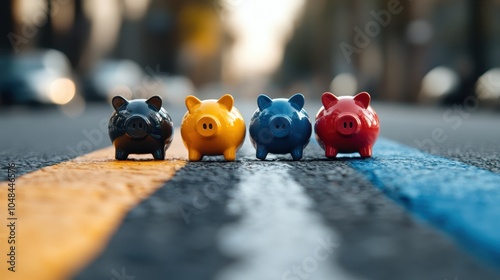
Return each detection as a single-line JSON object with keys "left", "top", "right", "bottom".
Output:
{"left": 0, "top": 49, "right": 76, "bottom": 106}
{"left": 152, "top": 75, "right": 195, "bottom": 106}
{"left": 83, "top": 59, "right": 195, "bottom": 106}
{"left": 82, "top": 59, "right": 145, "bottom": 102}
{"left": 476, "top": 68, "right": 500, "bottom": 110}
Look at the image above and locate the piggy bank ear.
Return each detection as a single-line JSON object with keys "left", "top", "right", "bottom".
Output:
{"left": 354, "top": 92, "right": 371, "bottom": 109}
{"left": 257, "top": 94, "right": 272, "bottom": 110}
{"left": 218, "top": 94, "right": 234, "bottom": 111}
{"left": 112, "top": 96, "right": 129, "bottom": 111}
{"left": 288, "top": 93, "right": 305, "bottom": 110}
{"left": 185, "top": 95, "right": 202, "bottom": 113}
{"left": 321, "top": 92, "right": 339, "bottom": 109}
{"left": 146, "top": 96, "right": 162, "bottom": 111}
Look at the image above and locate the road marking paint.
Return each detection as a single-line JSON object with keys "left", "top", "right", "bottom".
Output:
{"left": 216, "top": 158, "right": 361, "bottom": 280}
{"left": 349, "top": 138, "right": 500, "bottom": 265}
{"left": 0, "top": 130, "right": 187, "bottom": 280}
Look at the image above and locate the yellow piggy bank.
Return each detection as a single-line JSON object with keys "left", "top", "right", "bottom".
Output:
{"left": 180, "top": 94, "right": 246, "bottom": 161}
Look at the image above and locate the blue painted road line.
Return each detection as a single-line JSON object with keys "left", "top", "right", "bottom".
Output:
{"left": 348, "top": 138, "right": 500, "bottom": 267}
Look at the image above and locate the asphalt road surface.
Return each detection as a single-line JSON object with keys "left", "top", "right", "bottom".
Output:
{"left": 1, "top": 98, "right": 500, "bottom": 280}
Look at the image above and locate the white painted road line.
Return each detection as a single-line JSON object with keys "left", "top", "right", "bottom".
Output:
{"left": 216, "top": 161, "right": 362, "bottom": 280}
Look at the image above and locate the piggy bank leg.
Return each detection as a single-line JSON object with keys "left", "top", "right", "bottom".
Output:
{"left": 115, "top": 150, "right": 128, "bottom": 160}
{"left": 290, "top": 146, "right": 304, "bottom": 160}
{"left": 325, "top": 146, "right": 338, "bottom": 158}
{"left": 188, "top": 149, "right": 203, "bottom": 161}
{"left": 359, "top": 146, "right": 372, "bottom": 158}
{"left": 152, "top": 148, "right": 165, "bottom": 160}
{"left": 223, "top": 147, "right": 237, "bottom": 161}
{"left": 256, "top": 145, "right": 268, "bottom": 160}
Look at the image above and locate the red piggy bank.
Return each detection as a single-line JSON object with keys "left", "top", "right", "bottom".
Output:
{"left": 315, "top": 92, "right": 380, "bottom": 158}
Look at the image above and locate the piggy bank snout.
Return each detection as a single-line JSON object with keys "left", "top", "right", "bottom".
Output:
{"left": 196, "top": 115, "right": 220, "bottom": 137}
{"left": 125, "top": 115, "right": 150, "bottom": 139}
{"left": 269, "top": 115, "right": 292, "bottom": 138}
{"left": 335, "top": 113, "right": 360, "bottom": 136}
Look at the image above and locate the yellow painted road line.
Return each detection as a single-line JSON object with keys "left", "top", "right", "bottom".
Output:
{"left": 0, "top": 130, "right": 187, "bottom": 280}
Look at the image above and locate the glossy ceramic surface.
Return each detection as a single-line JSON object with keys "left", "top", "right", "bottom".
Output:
{"left": 249, "top": 93, "right": 312, "bottom": 160}
{"left": 180, "top": 94, "right": 246, "bottom": 161}
{"left": 315, "top": 92, "right": 380, "bottom": 158}
{"left": 109, "top": 95, "right": 174, "bottom": 160}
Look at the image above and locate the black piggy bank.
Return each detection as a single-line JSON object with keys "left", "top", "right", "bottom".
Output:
{"left": 108, "top": 95, "right": 174, "bottom": 160}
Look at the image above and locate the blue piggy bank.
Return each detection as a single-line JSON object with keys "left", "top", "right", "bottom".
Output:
{"left": 249, "top": 93, "right": 312, "bottom": 160}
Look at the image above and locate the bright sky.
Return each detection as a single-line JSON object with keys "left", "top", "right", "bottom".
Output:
{"left": 223, "top": 0, "right": 305, "bottom": 80}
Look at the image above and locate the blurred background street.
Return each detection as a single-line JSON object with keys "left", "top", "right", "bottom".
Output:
{"left": 1, "top": 1, "right": 500, "bottom": 280}
{"left": 1, "top": 0, "right": 500, "bottom": 108}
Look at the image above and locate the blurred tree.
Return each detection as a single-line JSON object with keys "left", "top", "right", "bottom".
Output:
{"left": 445, "top": 0, "right": 487, "bottom": 104}
{"left": 278, "top": 0, "right": 492, "bottom": 104}
{"left": 113, "top": 0, "right": 224, "bottom": 86}
{"left": 34, "top": 0, "right": 90, "bottom": 71}
{"left": 385, "top": 0, "right": 424, "bottom": 103}
{"left": 66, "top": 0, "right": 90, "bottom": 71}
{"left": 38, "top": 0, "right": 54, "bottom": 50}
{"left": 114, "top": 0, "right": 180, "bottom": 76}
{"left": 0, "top": 0, "right": 14, "bottom": 53}
{"left": 277, "top": 0, "right": 336, "bottom": 94}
